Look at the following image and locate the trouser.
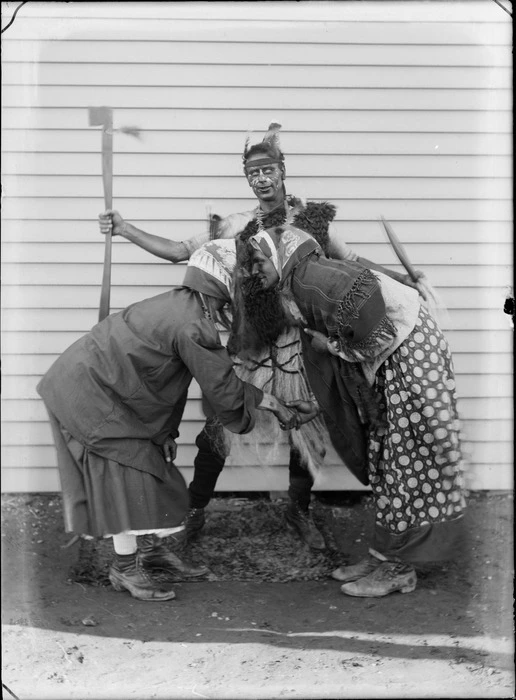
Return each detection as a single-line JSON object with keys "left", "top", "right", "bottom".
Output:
{"left": 188, "top": 420, "right": 314, "bottom": 510}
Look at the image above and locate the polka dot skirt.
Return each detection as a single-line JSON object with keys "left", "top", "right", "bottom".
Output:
{"left": 368, "top": 305, "right": 466, "bottom": 535}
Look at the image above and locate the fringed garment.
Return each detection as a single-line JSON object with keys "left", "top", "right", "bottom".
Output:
{"left": 218, "top": 200, "right": 340, "bottom": 477}
{"left": 289, "top": 251, "right": 397, "bottom": 364}
{"left": 248, "top": 227, "right": 400, "bottom": 484}
{"left": 223, "top": 326, "right": 330, "bottom": 479}
{"left": 291, "top": 256, "right": 466, "bottom": 562}
{"left": 248, "top": 226, "right": 466, "bottom": 562}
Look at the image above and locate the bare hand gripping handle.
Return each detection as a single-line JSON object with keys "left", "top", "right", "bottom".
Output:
{"left": 88, "top": 107, "right": 114, "bottom": 322}
{"left": 88, "top": 108, "right": 140, "bottom": 322}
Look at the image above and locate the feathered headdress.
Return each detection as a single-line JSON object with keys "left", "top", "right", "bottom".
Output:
{"left": 243, "top": 122, "right": 284, "bottom": 164}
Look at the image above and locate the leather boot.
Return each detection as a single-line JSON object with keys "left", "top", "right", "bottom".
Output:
{"left": 109, "top": 554, "right": 176, "bottom": 601}
{"left": 340, "top": 561, "right": 417, "bottom": 598}
{"left": 138, "top": 535, "right": 209, "bottom": 577}
{"left": 331, "top": 549, "right": 385, "bottom": 583}
{"left": 163, "top": 506, "right": 206, "bottom": 546}
{"left": 285, "top": 499, "right": 326, "bottom": 550}
{"left": 184, "top": 507, "right": 206, "bottom": 540}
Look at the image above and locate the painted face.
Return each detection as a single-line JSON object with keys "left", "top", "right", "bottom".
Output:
{"left": 244, "top": 154, "right": 284, "bottom": 205}
{"left": 251, "top": 248, "right": 280, "bottom": 289}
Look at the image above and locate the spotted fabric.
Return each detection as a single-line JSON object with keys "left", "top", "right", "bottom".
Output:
{"left": 368, "top": 305, "right": 466, "bottom": 536}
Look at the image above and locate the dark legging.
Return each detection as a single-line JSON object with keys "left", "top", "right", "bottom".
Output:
{"left": 188, "top": 419, "right": 314, "bottom": 509}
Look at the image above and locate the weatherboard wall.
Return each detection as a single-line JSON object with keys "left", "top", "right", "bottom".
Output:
{"left": 1, "top": 2, "right": 512, "bottom": 492}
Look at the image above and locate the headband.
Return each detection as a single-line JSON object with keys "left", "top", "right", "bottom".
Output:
{"left": 244, "top": 157, "right": 281, "bottom": 173}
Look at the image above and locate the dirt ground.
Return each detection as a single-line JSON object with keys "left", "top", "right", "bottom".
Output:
{"left": 1, "top": 491, "right": 514, "bottom": 700}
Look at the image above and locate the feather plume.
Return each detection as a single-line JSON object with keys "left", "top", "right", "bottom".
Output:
{"left": 243, "top": 131, "right": 253, "bottom": 160}
{"left": 263, "top": 122, "right": 282, "bottom": 140}
{"left": 262, "top": 122, "right": 282, "bottom": 154}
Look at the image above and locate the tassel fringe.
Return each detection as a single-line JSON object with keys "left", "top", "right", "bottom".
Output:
{"left": 223, "top": 328, "right": 328, "bottom": 479}
{"left": 336, "top": 269, "right": 397, "bottom": 361}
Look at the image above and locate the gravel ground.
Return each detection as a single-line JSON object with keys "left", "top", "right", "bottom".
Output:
{"left": 1, "top": 491, "right": 514, "bottom": 699}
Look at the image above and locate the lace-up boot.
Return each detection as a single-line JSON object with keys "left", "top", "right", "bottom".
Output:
{"left": 138, "top": 534, "right": 209, "bottom": 577}
{"left": 109, "top": 553, "right": 176, "bottom": 601}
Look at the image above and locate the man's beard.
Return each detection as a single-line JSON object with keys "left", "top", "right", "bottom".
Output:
{"left": 229, "top": 275, "right": 292, "bottom": 357}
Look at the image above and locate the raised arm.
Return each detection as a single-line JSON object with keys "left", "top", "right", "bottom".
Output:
{"left": 99, "top": 209, "right": 189, "bottom": 263}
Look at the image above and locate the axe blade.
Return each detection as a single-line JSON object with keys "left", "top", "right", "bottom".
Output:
{"left": 118, "top": 126, "right": 142, "bottom": 139}
{"left": 88, "top": 106, "right": 112, "bottom": 127}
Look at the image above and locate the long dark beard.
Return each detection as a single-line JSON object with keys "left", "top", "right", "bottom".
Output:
{"left": 229, "top": 275, "right": 291, "bottom": 357}
{"left": 229, "top": 198, "right": 336, "bottom": 357}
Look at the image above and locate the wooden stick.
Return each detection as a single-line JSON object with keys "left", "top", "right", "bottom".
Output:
{"left": 88, "top": 107, "right": 113, "bottom": 322}
{"left": 99, "top": 113, "right": 113, "bottom": 322}
{"left": 379, "top": 216, "right": 449, "bottom": 323}
{"left": 379, "top": 215, "right": 419, "bottom": 283}
{"left": 88, "top": 108, "right": 141, "bottom": 322}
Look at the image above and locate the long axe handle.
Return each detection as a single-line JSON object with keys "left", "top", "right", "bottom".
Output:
{"left": 89, "top": 108, "right": 141, "bottom": 321}
{"left": 98, "top": 121, "right": 113, "bottom": 322}
{"left": 379, "top": 216, "right": 419, "bottom": 283}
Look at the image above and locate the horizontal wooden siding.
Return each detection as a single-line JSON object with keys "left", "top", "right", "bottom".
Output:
{"left": 1, "top": 1, "right": 512, "bottom": 492}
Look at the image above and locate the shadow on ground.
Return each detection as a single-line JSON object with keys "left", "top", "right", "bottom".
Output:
{"left": 1, "top": 492, "right": 514, "bottom": 699}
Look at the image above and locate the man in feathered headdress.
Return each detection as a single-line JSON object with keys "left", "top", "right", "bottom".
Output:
{"left": 98, "top": 124, "right": 426, "bottom": 550}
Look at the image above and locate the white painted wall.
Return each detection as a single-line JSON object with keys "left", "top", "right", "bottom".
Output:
{"left": 2, "top": 1, "right": 513, "bottom": 492}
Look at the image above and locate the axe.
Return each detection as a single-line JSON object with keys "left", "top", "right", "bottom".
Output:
{"left": 379, "top": 215, "right": 446, "bottom": 322}
{"left": 88, "top": 106, "right": 141, "bottom": 321}
{"left": 379, "top": 215, "right": 418, "bottom": 283}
